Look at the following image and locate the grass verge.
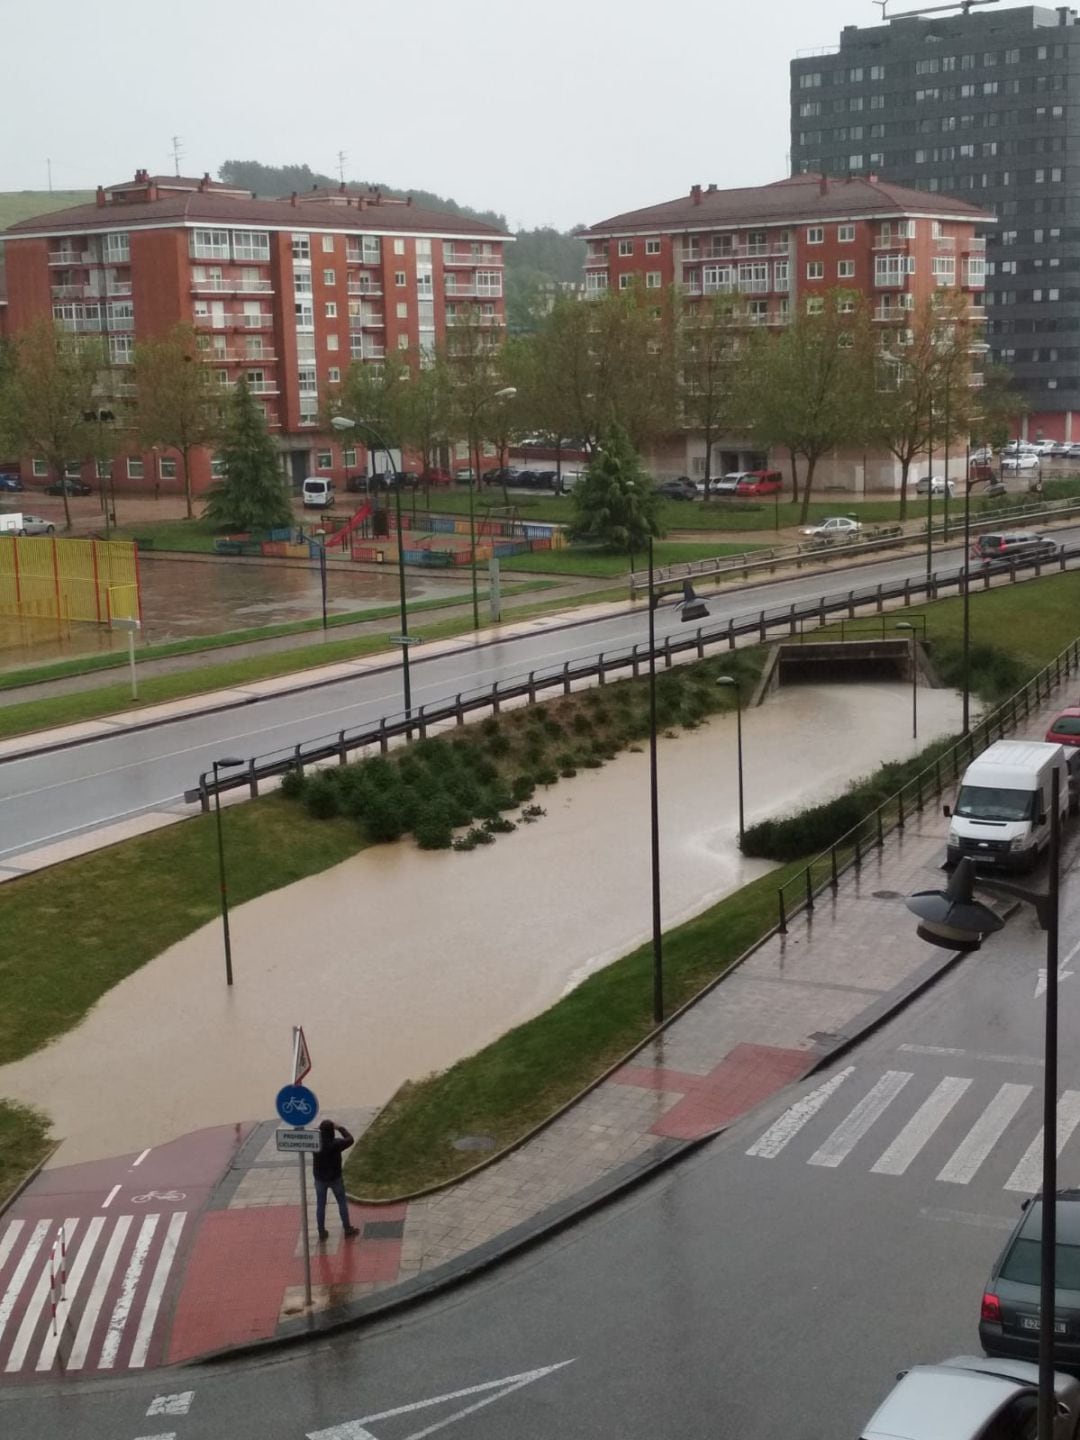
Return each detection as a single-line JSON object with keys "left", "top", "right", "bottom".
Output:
{"left": 344, "top": 857, "right": 803, "bottom": 1199}
{"left": 0, "top": 1102, "right": 52, "bottom": 1209}
{"left": 499, "top": 540, "right": 763, "bottom": 577}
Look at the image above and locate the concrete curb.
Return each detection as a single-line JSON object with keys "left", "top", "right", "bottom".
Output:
{"left": 0, "top": 1141, "right": 63, "bottom": 1221}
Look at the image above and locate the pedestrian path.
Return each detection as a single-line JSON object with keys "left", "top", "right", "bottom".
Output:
{"left": 745, "top": 1062, "right": 1078, "bottom": 1194}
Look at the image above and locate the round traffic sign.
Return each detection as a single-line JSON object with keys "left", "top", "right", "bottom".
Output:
{"left": 275, "top": 1083, "right": 318, "bottom": 1126}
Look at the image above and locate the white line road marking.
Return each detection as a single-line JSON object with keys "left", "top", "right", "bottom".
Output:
{"left": 146, "top": 1389, "right": 195, "bottom": 1416}
{"left": 1004, "top": 1089, "right": 1080, "bottom": 1193}
{"left": 0, "top": 1219, "right": 25, "bottom": 1274}
{"left": 67, "top": 1215, "right": 131, "bottom": 1370}
{"left": 130, "top": 1149, "right": 151, "bottom": 1169}
{"left": 919, "top": 1207, "right": 1016, "bottom": 1231}
{"left": 1036, "top": 936, "right": 1080, "bottom": 999}
{"left": 307, "top": 1362, "right": 576, "bottom": 1440}
{"left": 101, "top": 1185, "right": 120, "bottom": 1209}
{"left": 0, "top": 1219, "right": 50, "bottom": 1342}
{"left": 35, "top": 1217, "right": 105, "bottom": 1372}
{"left": 898, "top": 1044, "right": 1044, "bottom": 1068}
{"left": 745, "top": 1066, "right": 855, "bottom": 1159}
{"left": 133, "top": 1433, "right": 176, "bottom": 1440}
{"left": 937, "top": 1083, "right": 1032, "bottom": 1185}
{"left": 5, "top": 1218, "right": 79, "bottom": 1373}
{"left": 129, "top": 1214, "right": 186, "bottom": 1369}
{"left": 98, "top": 1214, "right": 158, "bottom": 1368}
{"left": 808, "top": 1071, "right": 913, "bottom": 1169}
{"left": 871, "top": 1077, "right": 973, "bottom": 1176}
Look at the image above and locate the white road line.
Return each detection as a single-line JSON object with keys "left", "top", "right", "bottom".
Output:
{"left": 67, "top": 1215, "right": 131, "bottom": 1370}
{"left": 1003, "top": 1089, "right": 1080, "bottom": 1194}
{"left": 98, "top": 1214, "right": 158, "bottom": 1369}
{"left": 871, "top": 1077, "right": 973, "bottom": 1176}
{"left": 5, "top": 1218, "right": 79, "bottom": 1373}
{"left": 101, "top": 1185, "right": 120, "bottom": 1209}
{"left": 130, "top": 1149, "right": 151, "bottom": 1169}
{"left": 0, "top": 1219, "right": 50, "bottom": 1342}
{"left": 808, "top": 1071, "right": 913, "bottom": 1169}
{"left": 146, "top": 1389, "right": 195, "bottom": 1416}
{"left": 0, "top": 1219, "right": 25, "bottom": 1275}
{"left": 129, "top": 1213, "right": 186, "bottom": 1369}
{"left": 937, "top": 1083, "right": 1032, "bottom": 1185}
{"left": 745, "top": 1066, "right": 855, "bottom": 1159}
{"left": 35, "top": 1217, "right": 105, "bottom": 1372}
{"left": 898, "top": 1044, "right": 1044, "bottom": 1068}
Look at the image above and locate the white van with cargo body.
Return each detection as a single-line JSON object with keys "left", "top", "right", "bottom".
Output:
{"left": 945, "top": 740, "right": 1069, "bottom": 872}
{"left": 302, "top": 477, "right": 334, "bottom": 509}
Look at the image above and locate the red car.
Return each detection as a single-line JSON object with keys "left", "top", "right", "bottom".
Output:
{"left": 733, "top": 470, "right": 783, "bottom": 497}
{"left": 420, "top": 467, "right": 453, "bottom": 486}
{"left": 1046, "top": 707, "right": 1080, "bottom": 748}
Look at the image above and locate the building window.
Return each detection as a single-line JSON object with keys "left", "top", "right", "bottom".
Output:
{"left": 848, "top": 155, "right": 864, "bottom": 171}
{"left": 806, "top": 226, "right": 824, "bottom": 244}
{"left": 32, "top": 458, "right": 48, "bottom": 477}
{"left": 806, "top": 297, "right": 825, "bottom": 314}
{"left": 323, "top": 269, "right": 336, "bottom": 286}
{"left": 159, "top": 457, "right": 177, "bottom": 480}
{"left": 837, "top": 260, "right": 855, "bottom": 279}
{"left": 618, "top": 274, "right": 632, "bottom": 290}
{"left": 104, "top": 232, "right": 130, "bottom": 263}
{"left": 232, "top": 231, "right": 270, "bottom": 262}
{"left": 327, "top": 333, "right": 339, "bottom": 351}
{"left": 395, "top": 271, "right": 406, "bottom": 287}
{"left": 838, "top": 224, "right": 855, "bottom": 243}
{"left": 799, "top": 71, "right": 822, "bottom": 88}
{"left": 393, "top": 239, "right": 405, "bottom": 255}
{"left": 127, "top": 457, "right": 144, "bottom": 480}
{"left": 799, "top": 101, "right": 821, "bottom": 117}
{"left": 325, "top": 301, "right": 337, "bottom": 318}
{"left": 291, "top": 235, "right": 311, "bottom": 261}
{"left": 618, "top": 239, "right": 634, "bottom": 256}
{"left": 646, "top": 271, "right": 661, "bottom": 289}
{"left": 314, "top": 450, "right": 331, "bottom": 470}
{"left": 645, "top": 238, "right": 661, "bottom": 255}
{"left": 297, "top": 366, "right": 317, "bottom": 394}
{"left": 294, "top": 270, "right": 313, "bottom": 295}
{"left": 191, "top": 228, "right": 229, "bottom": 260}
{"left": 328, "top": 367, "right": 341, "bottom": 384}
{"left": 807, "top": 261, "right": 824, "bottom": 280}
{"left": 915, "top": 57, "right": 939, "bottom": 74}
{"left": 322, "top": 235, "right": 335, "bottom": 253}
{"left": 397, "top": 334, "right": 409, "bottom": 350}
{"left": 396, "top": 301, "right": 408, "bottom": 319}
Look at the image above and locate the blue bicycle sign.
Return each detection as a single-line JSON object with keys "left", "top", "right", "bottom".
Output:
{"left": 275, "top": 1083, "right": 318, "bottom": 1126}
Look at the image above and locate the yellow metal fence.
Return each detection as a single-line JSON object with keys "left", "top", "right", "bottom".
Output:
{"left": 0, "top": 537, "right": 141, "bottom": 624}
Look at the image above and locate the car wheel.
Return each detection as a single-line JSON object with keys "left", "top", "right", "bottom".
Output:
{"left": 46, "top": 525, "right": 55, "bottom": 535}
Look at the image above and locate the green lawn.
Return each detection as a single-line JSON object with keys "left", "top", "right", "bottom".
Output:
{"left": 500, "top": 539, "right": 764, "bottom": 578}
{"left": 0, "top": 190, "right": 92, "bottom": 228}
{"left": 0, "top": 1102, "right": 52, "bottom": 1208}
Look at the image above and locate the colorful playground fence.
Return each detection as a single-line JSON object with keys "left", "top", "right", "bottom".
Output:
{"left": 0, "top": 536, "right": 141, "bottom": 625}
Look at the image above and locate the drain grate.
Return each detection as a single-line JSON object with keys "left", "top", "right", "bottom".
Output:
{"left": 362, "top": 1220, "right": 405, "bottom": 1240}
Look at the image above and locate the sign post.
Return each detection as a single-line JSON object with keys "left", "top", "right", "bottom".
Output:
{"left": 277, "top": 1052, "right": 318, "bottom": 1309}
{"left": 111, "top": 617, "right": 141, "bottom": 699}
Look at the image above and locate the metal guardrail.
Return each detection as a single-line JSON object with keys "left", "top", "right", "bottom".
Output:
{"left": 628, "top": 496, "right": 1080, "bottom": 595}
{"left": 191, "top": 541, "right": 1080, "bottom": 810}
{"left": 773, "top": 634, "right": 1080, "bottom": 935}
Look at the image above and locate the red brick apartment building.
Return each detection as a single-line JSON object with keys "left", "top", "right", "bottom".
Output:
{"left": 582, "top": 173, "right": 993, "bottom": 490}
{"left": 0, "top": 171, "right": 510, "bottom": 493}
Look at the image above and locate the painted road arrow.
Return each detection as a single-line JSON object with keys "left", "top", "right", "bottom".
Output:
{"left": 1035, "top": 936, "right": 1080, "bottom": 999}
{"left": 306, "top": 1360, "right": 575, "bottom": 1439}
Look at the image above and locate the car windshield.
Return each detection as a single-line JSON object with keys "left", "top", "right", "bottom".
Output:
{"left": 1052, "top": 717, "right": 1080, "bottom": 736}
{"left": 955, "top": 785, "right": 1036, "bottom": 822}
{"left": 1001, "top": 1236, "right": 1080, "bottom": 1289}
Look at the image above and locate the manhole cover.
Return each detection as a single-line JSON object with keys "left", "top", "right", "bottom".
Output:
{"left": 873, "top": 889, "right": 902, "bottom": 900}
{"left": 452, "top": 1134, "right": 496, "bottom": 1153}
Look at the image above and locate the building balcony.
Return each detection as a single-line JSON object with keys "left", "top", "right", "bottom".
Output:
{"left": 680, "top": 283, "right": 703, "bottom": 297}
{"left": 51, "top": 284, "right": 83, "bottom": 299}
{"left": 446, "top": 314, "right": 505, "bottom": 326}
{"left": 246, "top": 380, "right": 280, "bottom": 395}
{"left": 444, "top": 284, "right": 478, "bottom": 298}
{"left": 585, "top": 251, "right": 610, "bottom": 267}
{"left": 444, "top": 249, "right": 503, "bottom": 267}
{"left": 241, "top": 312, "right": 274, "bottom": 329}
{"left": 55, "top": 317, "right": 103, "bottom": 333}
{"left": 874, "top": 277, "right": 909, "bottom": 289}
{"left": 874, "top": 238, "right": 913, "bottom": 251}
{"left": 874, "top": 303, "right": 910, "bottom": 322}
{"left": 345, "top": 249, "right": 382, "bottom": 266}
{"left": 347, "top": 281, "right": 383, "bottom": 297}
{"left": 703, "top": 280, "right": 737, "bottom": 295}
{"left": 48, "top": 249, "right": 92, "bottom": 266}
{"left": 353, "top": 312, "right": 384, "bottom": 327}
{"left": 350, "top": 344, "right": 386, "bottom": 361}
{"left": 967, "top": 237, "right": 987, "bottom": 252}
{"left": 106, "top": 281, "right": 133, "bottom": 297}
{"left": 934, "top": 236, "right": 956, "bottom": 251}
{"left": 191, "top": 276, "right": 274, "bottom": 294}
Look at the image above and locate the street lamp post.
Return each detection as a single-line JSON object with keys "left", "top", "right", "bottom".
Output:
{"left": 647, "top": 530, "right": 663, "bottom": 1024}
{"left": 465, "top": 387, "right": 517, "bottom": 632}
{"left": 314, "top": 529, "right": 327, "bottom": 632}
{"left": 926, "top": 392, "right": 934, "bottom": 587}
{"left": 906, "top": 771, "right": 1062, "bottom": 1440}
{"left": 716, "top": 675, "right": 745, "bottom": 847}
{"left": 212, "top": 756, "right": 245, "bottom": 987}
{"left": 895, "top": 621, "right": 918, "bottom": 740}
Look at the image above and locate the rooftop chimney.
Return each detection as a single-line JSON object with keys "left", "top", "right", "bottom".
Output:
{"left": 96, "top": 185, "right": 106, "bottom": 208}
{"left": 819, "top": 175, "right": 828, "bottom": 196}
{"left": 406, "top": 194, "right": 413, "bottom": 206}
{"left": 706, "top": 183, "right": 717, "bottom": 193}
{"left": 690, "top": 184, "right": 702, "bottom": 205}
{"left": 290, "top": 191, "right": 298, "bottom": 207}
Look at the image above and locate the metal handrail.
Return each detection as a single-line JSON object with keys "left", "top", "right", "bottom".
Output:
{"left": 190, "top": 541, "right": 1080, "bottom": 810}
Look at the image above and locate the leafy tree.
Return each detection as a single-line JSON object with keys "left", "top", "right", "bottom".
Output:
{"left": 973, "top": 363, "right": 1028, "bottom": 453}
{"left": 445, "top": 305, "right": 512, "bottom": 498}
{"left": 737, "top": 292, "right": 866, "bottom": 522}
{"left": 332, "top": 351, "right": 412, "bottom": 474}
{"left": 133, "top": 323, "right": 223, "bottom": 519}
{"left": 572, "top": 425, "right": 662, "bottom": 553}
{"left": 676, "top": 293, "right": 742, "bottom": 500}
{"left": 398, "top": 353, "right": 452, "bottom": 494}
{"left": 203, "top": 378, "right": 292, "bottom": 531}
{"left": 0, "top": 318, "right": 105, "bottom": 530}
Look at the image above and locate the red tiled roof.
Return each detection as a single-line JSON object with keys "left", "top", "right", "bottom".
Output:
{"left": 106, "top": 174, "right": 248, "bottom": 195}
{"left": 584, "top": 173, "right": 995, "bottom": 235}
{"left": 5, "top": 190, "right": 509, "bottom": 239}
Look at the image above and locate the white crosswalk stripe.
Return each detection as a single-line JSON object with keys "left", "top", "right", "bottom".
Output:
{"left": 0, "top": 1211, "right": 188, "bottom": 1374}
{"left": 745, "top": 1066, "right": 1080, "bottom": 1193}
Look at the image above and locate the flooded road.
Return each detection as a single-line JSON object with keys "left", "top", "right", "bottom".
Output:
{"left": 0, "top": 680, "right": 967, "bottom": 1164}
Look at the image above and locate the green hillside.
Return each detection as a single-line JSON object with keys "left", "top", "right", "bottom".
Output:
{"left": 0, "top": 191, "right": 93, "bottom": 229}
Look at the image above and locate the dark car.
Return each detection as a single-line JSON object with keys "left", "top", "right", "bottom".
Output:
{"left": 515, "top": 469, "right": 541, "bottom": 488}
{"left": 483, "top": 467, "right": 520, "bottom": 487}
{"left": 534, "top": 470, "right": 559, "bottom": 490}
{"left": 656, "top": 478, "right": 698, "bottom": 502}
{"left": 0, "top": 474, "right": 24, "bottom": 492}
{"left": 368, "top": 471, "right": 420, "bottom": 492}
{"left": 44, "top": 477, "right": 93, "bottom": 496}
{"left": 972, "top": 531, "right": 1059, "bottom": 566}
{"left": 980, "top": 1191, "right": 1080, "bottom": 1367}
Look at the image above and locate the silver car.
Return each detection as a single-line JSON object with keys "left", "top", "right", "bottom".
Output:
{"left": 18, "top": 515, "right": 56, "bottom": 536}
{"left": 860, "top": 1356, "right": 1080, "bottom": 1440}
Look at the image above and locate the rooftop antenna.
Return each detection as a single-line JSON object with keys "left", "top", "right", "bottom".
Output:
{"left": 170, "top": 135, "right": 184, "bottom": 177}
{"left": 874, "top": 0, "right": 1001, "bottom": 19}
{"left": 337, "top": 150, "right": 347, "bottom": 185}
{"left": 46, "top": 158, "right": 52, "bottom": 193}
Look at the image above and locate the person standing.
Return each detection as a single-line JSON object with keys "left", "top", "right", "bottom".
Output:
{"left": 313, "top": 1119, "right": 359, "bottom": 1241}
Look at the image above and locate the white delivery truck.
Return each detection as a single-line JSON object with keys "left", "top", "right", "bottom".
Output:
{"left": 945, "top": 739, "right": 1070, "bottom": 872}
{"left": 301, "top": 477, "right": 335, "bottom": 509}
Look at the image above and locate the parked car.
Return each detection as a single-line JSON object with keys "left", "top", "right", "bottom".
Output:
{"left": 302, "top": 477, "right": 335, "bottom": 509}
{"left": 698, "top": 472, "right": 744, "bottom": 496}
{"left": 971, "top": 446, "right": 996, "bottom": 463}
{"left": 534, "top": 470, "right": 559, "bottom": 490}
{"left": 0, "top": 473, "right": 24, "bottom": 492}
{"left": 44, "top": 477, "right": 92, "bottom": 496}
{"left": 1049, "top": 441, "right": 1072, "bottom": 459}
{"left": 554, "top": 470, "right": 586, "bottom": 494}
{"left": 482, "top": 467, "right": 520, "bottom": 487}
{"left": 1003, "top": 441, "right": 1040, "bottom": 456}
{"left": 656, "top": 478, "right": 698, "bottom": 501}
{"left": 799, "top": 515, "right": 863, "bottom": 540}
{"left": 915, "top": 475, "right": 957, "bottom": 497}
{"left": 980, "top": 1190, "right": 1080, "bottom": 1368}
{"left": 859, "top": 1355, "right": 1080, "bottom": 1440}
{"left": 514, "top": 469, "right": 541, "bottom": 488}
{"left": 1068, "top": 444, "right": 1080, "bottom": 461}
{"left": 421, "top": 467, "right": 453, "bottom": 486}
{"left": 455, "top": 467, "right": 477, "bottom": 483}
{"left": 17, "top": 515, "right": 56, "bottom": 536}
{"left": 1002, "top": 454, "right": 1041, "bottom": 472}
{"left": 1046, "top": 707, "right": 1080, "bottom": 748}
{"left": 733, "top": 470, "right": 783, "bottom": 497}
{"left": 972, "top": 531, "right": 1059, "bottom": 565}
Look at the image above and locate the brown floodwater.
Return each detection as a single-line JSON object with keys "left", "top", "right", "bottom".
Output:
{"left": 0, "top": 682, "right": 966, "bottom": 1164}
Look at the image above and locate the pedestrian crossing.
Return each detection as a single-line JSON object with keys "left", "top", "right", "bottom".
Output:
{"left": 0, "top": 1210, "right": 187, "bottom": 1375}
{"left": 746, "top": 1064, "right": 1080, "bottom": 1192}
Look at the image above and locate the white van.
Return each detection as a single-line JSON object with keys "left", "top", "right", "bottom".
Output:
{"left": 945, "top": 739, "right": 1070, "bottom": 872}
{"left": 556, "top": 470, "right": 585, "bottom": 495}
{"left": 302, "top": 477, "right": 335, "bottom": 509}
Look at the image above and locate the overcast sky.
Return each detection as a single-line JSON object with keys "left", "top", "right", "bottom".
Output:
{"left": 4, "top": 0, "right": 873, "bottom": 230}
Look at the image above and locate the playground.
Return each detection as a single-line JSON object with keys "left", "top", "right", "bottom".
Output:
{"left": 311, "top": 496, "right": 569, "bottom": 569}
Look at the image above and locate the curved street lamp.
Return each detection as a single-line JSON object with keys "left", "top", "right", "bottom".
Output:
{"left": 212, "top": 756, "right": 245, "bottom": 987}
{"left": 463, "top": 387, "right": 517, "bottom": 630}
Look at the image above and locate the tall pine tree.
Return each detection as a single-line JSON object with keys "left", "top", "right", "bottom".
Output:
{"left": 203, "top": 378, "right": 293, "bottom": 531}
